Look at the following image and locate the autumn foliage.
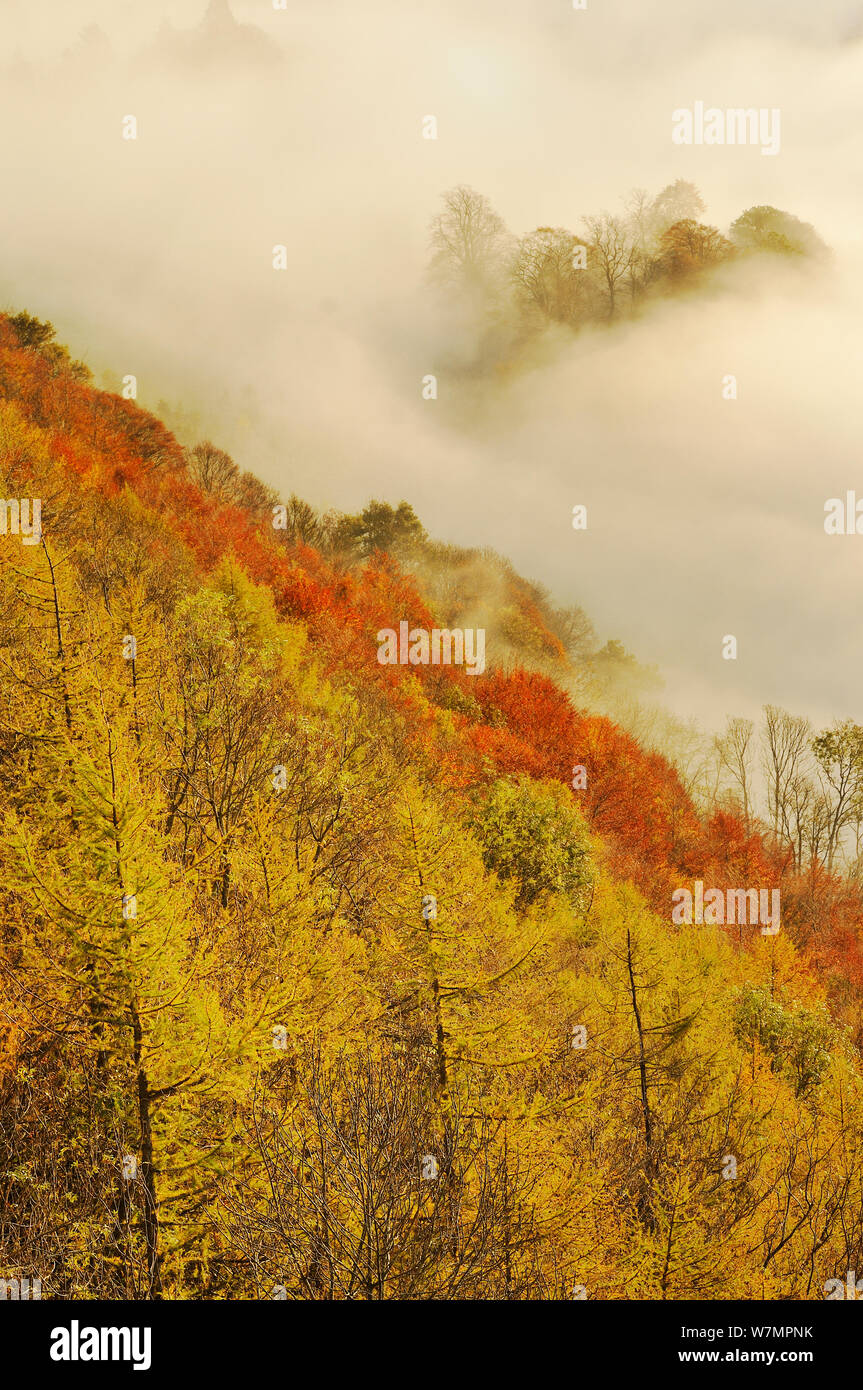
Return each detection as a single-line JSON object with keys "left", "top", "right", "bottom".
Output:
{"left": 2, "top": 311, "right": 863, "bottom": 1301}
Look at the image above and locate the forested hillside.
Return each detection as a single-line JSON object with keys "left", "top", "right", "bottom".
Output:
{"left": 2, "top": 307, "right": 863, "bottom": 1300}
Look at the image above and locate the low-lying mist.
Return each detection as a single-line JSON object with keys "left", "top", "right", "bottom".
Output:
{"left": 1, "top": 0, "right": 861, "bottom": 733}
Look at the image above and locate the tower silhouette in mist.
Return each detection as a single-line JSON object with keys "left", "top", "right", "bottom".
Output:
{"left": 146, "top": 0, "right": 283, "bottom": 71}
{"left": 201, "top": 0, "right": 238, "bottom": 34}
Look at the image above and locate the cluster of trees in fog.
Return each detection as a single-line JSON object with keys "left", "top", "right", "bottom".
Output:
{"left": 618, "top": 694, "right": 863, "bottom": 882}
{"left": 427, "top": 181, "right": 829, "bottom": 337}
{"left": 182, "top": 466, "right": 622, "bottom": 685}
{"left": 186, "top": 451, "right": 433, "bottom": 564}
{"left": 715, "top": 708, "right": 863, "bottom": 877}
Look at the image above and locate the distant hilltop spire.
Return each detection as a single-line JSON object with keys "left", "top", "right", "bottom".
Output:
{"left": 142, "top": 0, "right": 284, "bottom": 70}
{"left": 202, "top": 0, "right": 238, "bottom": 31}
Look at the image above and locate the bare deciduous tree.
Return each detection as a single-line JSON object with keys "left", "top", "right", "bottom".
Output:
{"left": 582, "top": 213, "right": 634, "bottom": 319}
{"left": 716, "top": 716, "right": 755, "bottom": 824}
{"left": 428, "top": 185, "right": 510, "bottom": 296}
{"left": 509, "top": 227, "right": 592, "bottom": 325}
{"left": 220, "top": 1047, "right": 551, "bottom": 1299}
{"left": 187, "top": 441, "right": 240, "bottom": 499}
{"left": 761, "top": 706, "right": 812, "bottom": 848}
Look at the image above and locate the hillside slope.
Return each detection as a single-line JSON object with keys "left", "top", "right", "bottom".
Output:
{"left": 1, "top": 311, "right": 863, "bottom": 1300}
